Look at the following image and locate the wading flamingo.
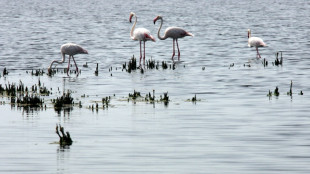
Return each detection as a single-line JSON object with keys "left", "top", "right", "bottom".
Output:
{"left": 153, "top": 15, "right": 193, "bottom": 61}
{"left": 248, "top": 29, "right": 266, "bottom": 58}
{"left": 48, "top": 43, "right": 88, "bottom": 76}
{"left": 129, "top": 12, "right": 156, "bottom": 66}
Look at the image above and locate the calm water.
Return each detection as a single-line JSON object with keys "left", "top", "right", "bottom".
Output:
{"left": 1, "top": 0, "right": 310, "bottom": 173}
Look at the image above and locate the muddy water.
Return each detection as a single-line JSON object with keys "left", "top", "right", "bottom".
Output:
{"left": 1, "top": 0, "right": 310, "bottom": 173}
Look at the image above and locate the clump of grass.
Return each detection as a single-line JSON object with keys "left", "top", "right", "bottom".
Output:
{"left": 146, "top": 59, "right": 156, "bottom": 69}
{"left": 192, "top": 94, "right": 197, "bottom": 102}
{"left": 56, "top": 124, "right": 73, "bottom": 146}
{"left": 52, "top": 92, "right": 74, "bottom": 108}
{"left": 145, "top": 90, "right": 155, "bottom": 103}
{"left": 47, "top": 68, "right": 56, "bottom": 76}
{"left": 160, "top": 92, "right": 169, "bottom": 106}
{"left": 0, "top": 84, "right": 4, "bottom": 94}
{"left": 102, "top": 96, "right": 111, "bottom": 109}
{"left": 3, "top": 67, "right": 8, "bottom": 76}
{"left": 124, "top": 55, "right": 137, "bottom": 73}
{"left": 169, "top": 63, "right": 176, "bottom": 70}
{"left": 5, "top": 83, "right": 17, "bottom": 96}
{"left": 95, "top": 63, "right": 99, "bottom": 76}
{"left": 274, "top": 86, "right": 280, "bottom": 96}
{"left": 39, "top": 86, "right": 50, "bottom": 96}
{"left": 274, "top": 51, "right": 283, "bottom": 66}
{"left": 263, "top": 58, "right": 268, "bottom": 67}
{"left": 16, "top": 94, "right": 43, "bottom": 107}
{"left": 129, "top": 90, "right": 141, "bottom": 100}
{"left": 162, "top": 61, "right": 168, "bottom": 69}
{"left": 287, "top": 80, "right": 292, "bottom": 96}
{"left": 30, "top": 69, "right": 44, "bottom": 76}
{"left": 267, "top": 86, "right": 280, "bottom": 98}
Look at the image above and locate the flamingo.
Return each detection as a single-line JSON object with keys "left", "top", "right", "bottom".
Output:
{"left": 248, "top": 29, "right": 266, "bottom": 58}
{"left": 153, "top": 15, "right": 193, "bottom": 61}
{"left": 129, "top": 12, "right": 156, "bottom": 66}
{"left": 48, "top": 43, "right": 88, "bottom": 76}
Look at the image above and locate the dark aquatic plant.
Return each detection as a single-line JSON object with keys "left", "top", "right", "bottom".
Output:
{"left": 162, "top": 61, "right": 168, "bottom": 69}
{"left": 3, "top": 67, "right": 8, "bottom": 76}
{"left": 192, "top": 94, "right": 197, "bottom": 102}
{"left": 274, "top": 51, "right": 283, "bottom": 66}
{"left": 262, "top": 58, "right": 268, "bottom": 67}
{"left": 124, "top": 55, "right": 137, "bottom": 73}
{"left": 102, "top": 96, "right": 111, "bottom": 109}
{"left": 146, "top": 58, "right": 156, "bottom": 69}
{"left": 129, "top": 90, "right": 141, "bottom": 100}
{"left": 287, "top": 80, "right": 292, "bottom": 96}
{"left": 95, "top": 63, "right": 99, "bottom": 76}
{"left": 274, "top": 86, "right": 280, "bottom": 96}
{"left": 160, "top": 92, "right": 169, "bottom": 106}
{"left": 52, "top": 92, "right": 74, "bottom": 108}
{"left": 16, "top": 94, "right": 43, "bottom": 107}
{"left": 145, "top": 90, "right": 155, "bottom": 102}
{"left": 31, "top": 69, "right": 44, "bottom": 76}
{"left": 56, "top": 124, "right": 73, "bottom": 146}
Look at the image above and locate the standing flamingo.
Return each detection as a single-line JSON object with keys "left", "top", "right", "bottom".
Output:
{"left": 248, "top": 29, "right": 266, "bottom": 58}
{"left": 153, "top": 15, "right": 193, "bottom": 61}
{"left": 48, "top": 43, "right": 88, "bottom": 76}
{"left": 129, "top": 12, "right": 156, "bottom": 66}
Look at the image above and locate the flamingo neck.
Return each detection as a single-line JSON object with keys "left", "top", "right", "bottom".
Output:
{"left": 157, "top": 18, "right": 166, "bottom": 40}
{"left": 48, "top": 52, "right": 66, "bottom": 69}
{"left": 130, "top": 14, "right": 137, "bottom": 39}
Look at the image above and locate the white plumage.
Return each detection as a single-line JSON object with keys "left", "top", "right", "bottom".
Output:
{"left": 129, "top": 12, "right": 155, "bottom": 66}
{"left": 248, "top": 29, "right": 266, "bottom": 58}
{"left": 48, "top": 43, "right": 88, "bottom": 75}
{"left": 154, "top": 15, "right": 193, "bottom": 61}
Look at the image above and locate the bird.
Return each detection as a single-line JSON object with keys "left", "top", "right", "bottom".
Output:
{"left": 129, "top": 12, "right": 156, "bottom": 66}
{"left": 153, "top": 15, "right": 193, "bottom": 61}
{"left": 248, "top": 29, "right": 266, "bottom": 58}
{"left": 48, "top": 43, "right": 88, "bottom": 76}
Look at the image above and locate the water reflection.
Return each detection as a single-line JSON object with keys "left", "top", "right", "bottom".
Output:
{"left": 54, "top": 106, "right": 73, "bottom": 117}
{"left": 57, "top": 145, "right": 70, "bottom": 174}
{"left": 19, "top": 106, "right": 45, "bottom": 116}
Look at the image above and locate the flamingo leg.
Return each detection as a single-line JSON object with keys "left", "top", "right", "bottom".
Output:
{"left": 172, "top": 39, "right": 175, "bottom": 61}
{"left": 67, "top": 56, "right": 71, "bottom": 76}
{"left": 72, "top": 55, "right": 79, "bottom": 74}
{"left": 139, "top": 41, "right": 142, "bottom": 66}
{"left": 256, "top": 47, "right": 261, "bottom": 58}
{"left": 143, "top": 41, "right": 146, "bottom": 65}
{"left": 176, "top": 39, "right": 180, "bottom": 60}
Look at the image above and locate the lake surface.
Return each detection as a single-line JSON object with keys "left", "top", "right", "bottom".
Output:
{"left": 1, "top": 0, "right": 310, "bottom": 173}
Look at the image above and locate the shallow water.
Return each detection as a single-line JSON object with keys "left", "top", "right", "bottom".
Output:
{"left": 1, "top": 0, "right": 310, "bottom": 173}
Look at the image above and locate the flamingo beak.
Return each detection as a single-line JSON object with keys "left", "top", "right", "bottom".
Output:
{"left": 145, "top": 33, "right": 156, "bottom": 42}
{"left": 153, "top": 16, "right": 158, "bottom": 24}
{"left": 129, "top": 14, "right": 133, "bottom": 23}
{"left": 149, "top": 35, "right": 156, "bottom": 42}
{"left": 248, "top": 29, "right": 251, "bottom": 38}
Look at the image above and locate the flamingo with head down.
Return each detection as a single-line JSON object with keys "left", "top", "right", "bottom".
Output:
{"left": 48, "top": 43, "right": 88, "bottom": 76}
{"left": 248, "top": 29, "right": 266, "bottom": 58}
{"left": 129, "top": 12, "right": 156, "bottom": 66}
{"left": 153, "top": 15, "right": 193, "bottom": 61}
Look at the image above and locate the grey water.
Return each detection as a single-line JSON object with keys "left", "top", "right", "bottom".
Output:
{"left": 1, "top": 0, "right": 310, "bottom": 173}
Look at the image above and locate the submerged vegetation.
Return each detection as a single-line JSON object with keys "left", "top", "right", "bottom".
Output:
{"left": 56, "top": 124, "right": 73, "bottom": 146}
{"left": 122, "top": 55, "right": 177, "bottom": 73}
{"left": 274, "top": 51, "right": 283, "bottom": 66}
{"left": 16, "top": 94, "right": 43, "bottom": 107}
{"left": 128, "top": 90, "right": 169, "bottom": 105}
{"left": 52, "top": 91, "right": 74, "bottom": 108}
{"left": 267, "top": 80, "right": 304, "bottom": 99}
